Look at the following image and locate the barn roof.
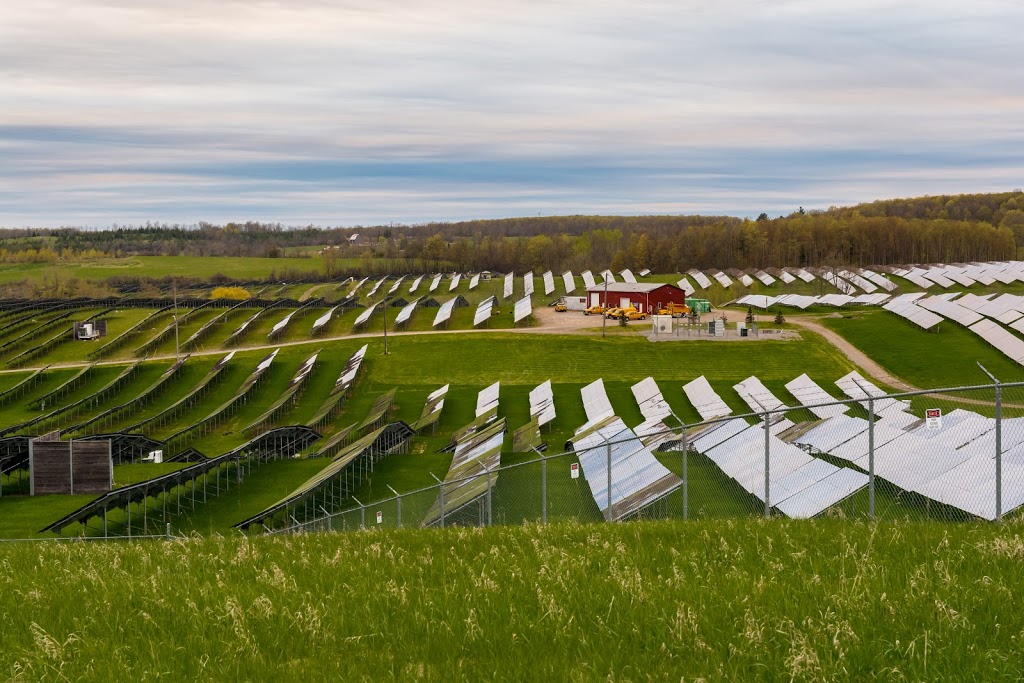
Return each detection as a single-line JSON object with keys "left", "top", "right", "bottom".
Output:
{"left": 584, "top": 282, "right": 676, "bottom": 293}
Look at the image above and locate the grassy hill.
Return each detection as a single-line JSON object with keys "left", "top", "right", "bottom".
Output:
{"left": 0, "top": 519, "right": 1021, "bottom": 680}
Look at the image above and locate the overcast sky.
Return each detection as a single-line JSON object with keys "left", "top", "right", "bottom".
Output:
{"left": 2, "top": 0, "right": 1023, "bottom": 227}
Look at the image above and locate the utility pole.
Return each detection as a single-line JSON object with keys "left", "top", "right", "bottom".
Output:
{"left": 602, "top": 276, "right": 608, "bottom": 338}
{"left": 382, "top": 293, "right": 390, "bottom": 355}
{"left": 173, "top": 278, "right": 180, "bottom": 360}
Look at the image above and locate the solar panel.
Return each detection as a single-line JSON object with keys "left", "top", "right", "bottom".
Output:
{"left": 683, "top": 376, "right": 732, "bottom": 421}
{"left": 777, "top": 270, "right": 796, "bottom": 284}
{"left": 677, "top": 276, "right": 694, "bottom": 295}
{"left": 601, "top": 270, "right": 616, "bottom": 283}
{"left": 755, "top": 271, "right": 776, "bottom": 286}
{"left": 638, "top": 268, "right": 651, "bottom": 277}
{"left": 567, "top": 416, "right": 682, "bottom": 520}
{"left": 503, "top": 272, "right": 515, "bottom": 298}
{"left": 562, "top": 271, "right": 576, "bottom": 294}
{"left": 849, "top": 293, "right": 890, "bottom": 305}
{"left": 969, "top": 319, "right": 1024, "bottom": 365}
{"left": 688, "top": 270, "right": 712, "bottom": 288}
{"left": 428, "top": 274, "right": 443, "bottom": 292}
{"left": 352, "top": 301, "right": 380, "bottom": 328}
{"left": 366, "top": 276, "right": 388, "bottom": 298}
{"left": 473, "top": 296, "right": 495, "bottom": 327}
{"left": 476, "top": 381, "right": 500, "bottom": 418}
{"left": 834, "top": 371, "right": 910, "bottom": 417}
{"left": 311, "top": 306, "right": 338, "bottom": 333}
{"left": 580, "top": 378, "right": 615, "bottom": 424}
{"left": 738, "top": 273, "right": 754, "bottom": 287}
{"left": 581, "top": 270, "right": 597, "bottom": 288}
{"left": 883, "top": 299, "right": 943, "bottom": 329}
{"left": 269, "top": 310, "right": 297, "bottom": 337}
{"left": 737, "top": 295, "right": 776, "bottom": 309}
{"left": 631, "top": 377, "right": 673, "bottom": 422}
{"left": 529, "top": 380, "right": 556, "bottom": 427}
{"left": 542, "top": 270, "right": 555, "bottom": 295}
{"left": 449, "top": 273, "right": 462, "bottom": 291}
{"left": 712, "top": 271, "right": 733, "bottom": 288}
{"left": 433, "top": 296, "right": 459, "bottom": 327}
{"left": 822, "top": 272, "right": 858, "bottom": 294}
{"left": 774, "top": 294, "right": 819, "bottom": 309}
{"left": 922, "top": 267, "right": 956, "bottom": 288}
{"left": 861, "top": 269, "right": 898, "bottom": 291}
{"left": 733, "top": 376, "right": 787, "bottom": 413}
{"left": 523, "top": 272, "right": 535, "bottom": 296}
{"left": 388, "top": 276, "right": 406, "bottom": 295}
{"left": 394, "top": 297, "right": 422, "bottom": 326}
{"left": 347, "top": 277, "right": 368, "bottom": 297}
{"left": 784, "top": 374, "right": 849, "bottom": 419}
{"left": 620, "top": 269, "right": 637, "bottom": 283}
{"left": 413, "top": 384, "right": 449, "bottom": 431}
{"left": 513, "top": 295, "right": 532, "bottom": 323}
{"left": 468, "top": 274, "right": 480, "bottom": 290}
{"left": 694, "top": 418, "right": 868, "bottom": 518}
{"left": 917, "top": 296, "right": 984, "bottom": 326}
{"left": 817, "top": 294, "right": 854, "bottom": 306}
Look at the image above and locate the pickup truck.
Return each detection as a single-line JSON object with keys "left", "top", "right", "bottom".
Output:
{"left": 584, "top": 305, "right": 606, "bottom": 315}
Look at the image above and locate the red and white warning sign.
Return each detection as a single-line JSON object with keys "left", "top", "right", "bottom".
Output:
{"left": 925, "top": 408, "right": 942, "bottom": 430}
{"left": 375, "top": 510, "right": 383, "bottom": 524}
{"left": 570, "top": 462, "right": 579, "bottom": 479}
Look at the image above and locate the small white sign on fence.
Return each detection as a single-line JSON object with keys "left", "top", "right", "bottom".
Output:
{"left": 376, "top": 511, "right": 383, "bottom": 524}
{"left": 926, "top": 408, "right": 942, "bottom": 430}
{"left": 570, "top": 462, "right": 579, "bottom": 479}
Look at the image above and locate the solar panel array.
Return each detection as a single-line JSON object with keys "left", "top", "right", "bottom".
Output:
{"left": 523, "top": 271, "right": 535, "bottom": 296}
{"left": 638, "top": 268, "right": 651, "bottom": 276}
{"left": 861, "top": 269, "right": 898, "bottom": 291}
{"left": 601, "top": 269, "right": 616, "bottom": 283}
{"left": 433, "top": 296, "right": 459, "bottom": 327}
{"left": 429, "top": 274, "right": 443, "bottom": 292}
{"left": 468, "top": 274, "right": 480, "bottom": 290}
{"left": 366, "top": 276, "right": 387, "bottom": 298}
{"left": 542, "top": 270, "right": 555, "bottom": 295}
{"left": 794, "top": 407, "right": 1024, "bottom": 520}
{"left": 423, "top": 418, "right": 506, "bottom": 525}
{"left": 683, "top": 376, "right": 732, "bottom": 421}
{"left": 352, "top": 301, "right": 380, "bottom": 328}
{"left": 569, "top": 416, "right": 682, "bottom": 520}
{"left": 529, "top": 380, "right": 556, "bottom": 427}
{"left": 834, "top": 371, "right": 910, "bottom": 419}
{"left": 413, "top": 384, "right": 448, "bottom": 431}
{"left": 394, "top": 297, "right": 422, "bottom": 326}
{"left": 513, "top": 295, "right": 532, "bottom": 323}
{"left": 822, "top": 272, "right": 857, "bottom": 294}
{"left": 388, "top": 276, "right": 405, "bottom": 295}
{"left": 476, "top": 381, "right": 500, "bottom": 420}
{"left": 738, "top": 273, "right": 754, "bottom": 287}
{"left": 620, "top": 269, "right": 637, "bottom": 283}
{"left": 916, "top": 296, "right": 984, "bottom": 326}
{"left": 969, "top": 319, "right": 1024, "bottom": 365}
{"left": 755, "top": 271, "right": 776, "bottom": 286}
{"left": 693, "top": 419, "right": 868, "bottom": 518}
{"left": 839, "top": 270, "right": 877, "bottom": 293}
{"left": 503, "top": 271, "right": 515, "bottom": 298}
{"left": 562, "top": 271, "right": 576, "bottom": 293}
{"left": 792, "top": 268, "right": 816, "bottom": 283}
{"left": 677, "top": 276, "right": 694, "bottom": 295}
{"left": 631, "top": 377, "right": 673, "bottom": 422}
{"left": 473, "top": 295, "right": 495, "bottom": 326}
{"left": 311, "top": 306, "right": 338, "bottom": 333}
{"left": 784, "top": 373, "right": 849, "bottom": 418}
{"left": 408, "top": 275, "right": 424, "bottom": 293}
{"left": 269, "top": 310, "right": 296, "bottom": 337}
{"left": 883, "top": 297, "right": 943, "bottom": 329}
{"left": 449, "top": 273, "right": 462, "bottom": 291}
{"left": 688, "top": 270, "right": 712, "bottom": 288}
{"left": 777, "top": 269, "right": 796, "bottom": 284}
{"left": 347, "top": 277, "right": 368, "bottom": 297}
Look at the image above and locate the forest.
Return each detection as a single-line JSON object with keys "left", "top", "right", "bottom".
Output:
{"left": 2, "top": 191, "right": 1023, "bottom": 277}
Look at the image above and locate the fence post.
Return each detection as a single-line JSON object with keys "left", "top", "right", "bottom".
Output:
{"left": 606, "top": 441, "right": 613, "bottom": 520}
{"left": 485, "top": 465, "right": 492, "bottom": 527}
{"left": 681, "top": 427, "right": 688, "bottom": 520}
{"left": 763, "top": 411, "right": 771, "bottom": 518}
{"left": 430, "top": 473, "right": 444, "bottom": 528}
{"left": 996, "top": 381, "right": 1003, "bottom": 521}
{"left": 868, "top": 396, "right": 875, "bottom": 520}
{"left": 541, "top": 456, "right": 547, "bottom": 524}
{"left": 387, "top": 485, "right": 401, "bottom": 529}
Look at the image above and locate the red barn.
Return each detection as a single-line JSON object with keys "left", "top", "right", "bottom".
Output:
{"left": 585, "top": 283, "right": 689, "bottom": 313}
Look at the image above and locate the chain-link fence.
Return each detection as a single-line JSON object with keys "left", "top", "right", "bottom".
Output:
{"left": 273, "top": 377, "right": 1024, "bottom": 535}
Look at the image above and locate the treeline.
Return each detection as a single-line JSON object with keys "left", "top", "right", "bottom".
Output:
{"left": 1, "top": 192, "right": 1022, "bottom": 274}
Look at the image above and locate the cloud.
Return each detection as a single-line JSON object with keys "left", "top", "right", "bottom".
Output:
{"left": 1, "top": 0, "right": 1023, "bottom": 226}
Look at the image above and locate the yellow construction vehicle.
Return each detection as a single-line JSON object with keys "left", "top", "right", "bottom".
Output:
{"left": 655, "top": 302, "right": 691, "bottom": 318}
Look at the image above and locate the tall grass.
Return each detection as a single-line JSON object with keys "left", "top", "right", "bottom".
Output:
{"left": 0, "top": 520, "right": 1022, "bottom": 680}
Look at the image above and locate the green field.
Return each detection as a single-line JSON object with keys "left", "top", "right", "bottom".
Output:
{"left": 0, "top": 520, "right": 1022, "bottom": 679}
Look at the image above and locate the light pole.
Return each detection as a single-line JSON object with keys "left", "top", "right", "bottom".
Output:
{"left": 382, "top": 294, "right": 391, "bottom": 355}
{"left": 602, "top": 276, "right": 608, "bottom": 338}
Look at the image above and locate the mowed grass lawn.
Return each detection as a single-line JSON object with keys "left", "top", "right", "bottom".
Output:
{"left": 819, "top": 309, "right": 1024, "bottom": 387}
{"left": 1, "top": 520, "right": 1023, "bottom": 679}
